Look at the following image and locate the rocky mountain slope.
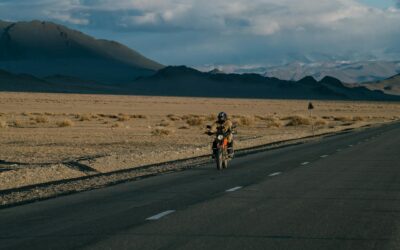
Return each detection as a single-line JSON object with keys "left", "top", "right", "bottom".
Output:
{"left": 0, "top": 20, "right": 163, "bottom": 83}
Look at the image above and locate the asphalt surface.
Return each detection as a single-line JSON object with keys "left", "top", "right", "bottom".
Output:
{"left": 1, "top": 122, "right": 400, "bottom": 250}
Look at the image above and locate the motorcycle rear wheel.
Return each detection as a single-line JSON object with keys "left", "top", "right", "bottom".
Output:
{"left": 222, "top": 151, "right": 228, "bottom": 169}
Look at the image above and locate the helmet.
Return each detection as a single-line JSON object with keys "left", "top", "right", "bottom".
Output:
{"left": 217, "top": 112, "right": 227, "bottom": 123}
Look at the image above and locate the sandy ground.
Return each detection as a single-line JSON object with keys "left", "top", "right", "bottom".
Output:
{"left": 0, "top": 92, "right": 399, "bottom": 191}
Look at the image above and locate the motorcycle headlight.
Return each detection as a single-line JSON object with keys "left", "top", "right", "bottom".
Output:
{"left": 217, "top": 135, "right": 224, "bottom": 140}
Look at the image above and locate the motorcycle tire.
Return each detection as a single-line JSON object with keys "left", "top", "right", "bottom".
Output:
{"left": 223, "top": 158, "right": 228, "bottom": 169}
{"left": 216, "top": 150, "right": 223, "bottom": 170}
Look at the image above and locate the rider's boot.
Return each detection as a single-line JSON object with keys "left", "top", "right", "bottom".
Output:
{"left": 212, "top": 141, "right": 217, "bottom": 158}
{"left": 212, "top": 148, "right": 217, "bottom": 158}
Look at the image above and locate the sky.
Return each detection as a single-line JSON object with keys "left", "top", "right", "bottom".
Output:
{"left": 0, "top": 0, "right": 400, "bottom": 68}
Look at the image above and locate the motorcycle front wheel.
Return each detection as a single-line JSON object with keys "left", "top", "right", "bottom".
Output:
{"left": 223, "top": 159, "right": 228, "bottom": 169}
{"left": 216, "top": 150, "right": 223, "bottom": 170}
{"left": 222, "top": 150, "right": 228, "bottom": 169}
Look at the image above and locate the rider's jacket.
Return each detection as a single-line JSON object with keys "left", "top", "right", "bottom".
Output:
{"left": 210, "top": 120, "right": 233, "bottom": 143}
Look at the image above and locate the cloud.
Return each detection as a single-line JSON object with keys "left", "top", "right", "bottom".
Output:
{"left": 0, "top": 0, "right": 400, "bottom": 65}
{"left": 2, "top": 0, "right": 396, "bottom": 34}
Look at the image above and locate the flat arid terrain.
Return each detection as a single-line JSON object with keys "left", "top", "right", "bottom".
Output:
{"left": 1, "top": 92, "right": 399, "bottom": 194}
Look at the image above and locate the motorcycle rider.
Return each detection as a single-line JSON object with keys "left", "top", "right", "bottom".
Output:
{"left": 208, "top": 112, "right": 234, "bottom": 158}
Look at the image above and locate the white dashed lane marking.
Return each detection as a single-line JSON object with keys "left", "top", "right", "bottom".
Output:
{"left": 269, "top": 172, "right": 282, "bottom": 177}
{"left": 320, "top": 155, "right": 329, "bottom": 158}
{"left": 146, "top": 210, "right": 175, "bottom": 220}
{"left": 301, "top": 162, "right": 310, "bottom": 166}
{"left": 226, "top": 186, "right": 243, "bottom": 192}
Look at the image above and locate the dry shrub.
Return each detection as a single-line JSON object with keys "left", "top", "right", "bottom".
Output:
{"left": 235, "top": 116, "right": 255, "bottom": 126}
{"left": 314, "top": 119, "right": 328, "bottom": 127}
{"left": 341, "top": 122, "right": 354, "bottom": 126}
{"left": 178, "top": 124, "right": 190, "bottom": 129}
{"left": 353, "top": 116, "right": 365, "bottom": 122}
{"left": 152, "top": 128, "right": 174, "bottom": 136}
{"left": 269, "top": 120, "right": 283, "bottom": 128}
{"left": 256, "top": 115, "right": 281, "bottom": 125}
{"left": 44, "top": 112, "right": 55, "bottom": 116}
{"left": 167, "top": 114, "right": 181, "bottom": 121}
{"left": 206, "top": 114, "right": 217, "bottom": 121}
{"left": 111, "top": 122, "right": 123, "bottom": 128}
{"left": 0, "top": 120, "right": 7, "bottom": 128}
{"left": 285, "top": 115, "right": 311, "bottom": 126}
{"left": 78, "top": 114, "right": 91, "bottom": 121}
{"left": 186, "top": 116, "right": 204, "bottom": 126}
{"left": 13, "top": 120, "right": 24, "bottom": 128}
{"left": 57, "top": 119, "right": 74, "bottom": 127}
{"left": 157, "top": 120, "right": 172, "bottom": 127}
{"left": 255, "top": 115, "right": 280, "bottom": 121}
{"left": 21, "top": 112, "right": 30, "bottom": 116}
{"left": 334, "top": 116, "right": 353, "bottom": 122}
{"left": 182, "top": 114, "right": 194, "bottom": 120}
{"left": 131, "top": 114, "right": 147, "bottom": 119}
{"left": 118, "top": 114, "right": 130, "bottom": 122}
{"left": 103, "top": 114, "right": 118, "bottom": 119}
{"left": 264, "top": 117, "right": 283, "bottom": 128}
{"left": 34, "top": 115, "right": 49, "bottom": 123}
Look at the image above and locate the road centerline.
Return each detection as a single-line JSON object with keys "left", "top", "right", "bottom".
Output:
{"left": 226, "top": 186, "right": 243, "bottom": 192}
{"left": 268, "top": 172, "right": 282, "bottom": 177}
{"left": 146, "top": 210, "right": 175, "bottom": 220}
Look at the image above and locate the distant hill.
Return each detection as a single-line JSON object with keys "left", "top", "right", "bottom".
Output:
{"left": 208, "top": 68, "right": 225, "bottom": 74}
{"left": 0, "top": 69, "right": 58, "bottom": 92}
{"left": 0, "top": 20, "right": 164, "bottom": 83}
{"left": 0, "top": 70, "right": 120, "bottom": 93}
{"left": 262, "top": 61, "right": 400, "bottom": 83}
{"left": 355, "top": 74, "right": 400, "bottom": 96}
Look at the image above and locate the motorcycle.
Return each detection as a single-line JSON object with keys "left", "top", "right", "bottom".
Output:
{"left": 206, "top": 125, "right": 235, "bottom": 170}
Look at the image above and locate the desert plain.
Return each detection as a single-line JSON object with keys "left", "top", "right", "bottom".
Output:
{"left": 0, "top": 92, "right": 399, "bottom": 192}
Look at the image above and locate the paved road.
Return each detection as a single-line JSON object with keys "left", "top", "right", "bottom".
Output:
{"left": 1, "top": 122, "right": 400, "bottom": 250}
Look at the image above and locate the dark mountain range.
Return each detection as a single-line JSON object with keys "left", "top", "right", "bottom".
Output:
{"left": 0, "top": 70, "right": 120, "bottom": 93}
{"left": 0, "top": 20, "right": 163, "bottom": 83}
{"left": 129, "top": 66, "right": 399, "bottom": 100}
{"left": 0, "top": 69, "right": 58, "bottom": 92}
{"left": 1, "top": 66, "right": 399, "bottom": 100}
